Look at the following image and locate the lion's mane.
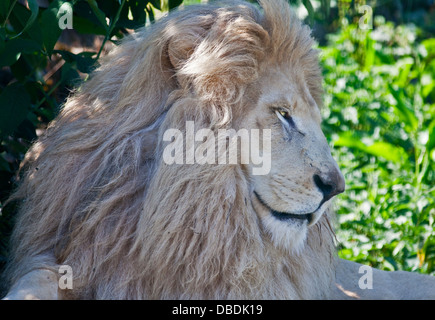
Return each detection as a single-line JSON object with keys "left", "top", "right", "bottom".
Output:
{"left": 4, "top": 0, "right": 335, "bottom": 299}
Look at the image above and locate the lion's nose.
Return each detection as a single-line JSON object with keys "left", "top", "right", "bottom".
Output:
{"left": 313, "top": 170, "right": 345, "bottom": 202}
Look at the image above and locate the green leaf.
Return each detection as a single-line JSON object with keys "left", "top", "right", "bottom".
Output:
{"left": 0, "top": 83, "right": 31, "bottom": 137}
{"left": 427, "top": 119, "right": 435, "bottom": 151}
{"left": 334, "top": 132, "right": 407, "bottom": 163}
{"left": 86, "top": 0, "right": 108, "bottom": 31}
{"left": 422, "top": 38, "right": 435, "bottom": 56}
{"left": 0, "top": 0, "right": 11, "bottom": 19}
{"left": 130, "top": 0, "right": 147, "bottom": 25}
{"left": 384, "top": 256, "right": 399, "bottom": 271}
{"left": 72, "top": 15, "right": 106, "bottom": 36}
{"left": 364, "top": 141, "right": 407, "bottom": 163}
{"left": 364, "top": 34, "right": 375, "bottom": 70}
{"left": 118, "top": 0, "right": 147, "bottom": 30}
{"left": 395, "top": 57, "right": 414, "bottom": 88}
{"left": 0, "top": 28, "right": 6, "bottom": 52}
{"left": 10, "top": 55, "right": 31, "bottom": 81}
{"left": 321, "top": 0, "right": 330, "bottom": 17}
{"left": 150, "top": 0, "right": 162, "bottom": 11}
{"left": 146, "top": 4, "right": 155, "bottom": 23}
{"left": 9, "top": 3, "right": 43, "bottom": 44}
{"left": 388, "top": 84, "right": 419, "bottom": 132}
{"left": 54, "top": 50, "right": 97, "bottom": 74}
{"left": 76, "top": 53, "right": 96, "bottom": 74}
{"left": 0, "top": 38, "right": 41, "bottom": 68}
{"left": 40, "top": 1, "right": 66, "bottom": 55}
{"left": 10, "top": 0, "right": 39, "bottom": 40}
{"left": 168, "top": 0, "right": 183, "bottom": 10}
{"left": 60, "top": 62, "right": 80, "bottom": 86}
{"left": 0, "top": 152, "right": 11, "bottom": 172}
{"left": 421, "top": 73, "right": 434, "bottom": 99}
{"left": 301, "top": 0, "right": 314, "bottom": 24}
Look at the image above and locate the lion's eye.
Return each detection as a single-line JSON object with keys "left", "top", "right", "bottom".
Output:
{"left": 275, "top": 109, "right": 294, "bottom": 126}
{"left": 279, "top": 110, "right": 288, "bottom": 118}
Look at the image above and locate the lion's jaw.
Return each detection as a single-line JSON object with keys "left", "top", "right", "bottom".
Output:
{"left": 242, "top": 66, "right": 345, "bottom": 253}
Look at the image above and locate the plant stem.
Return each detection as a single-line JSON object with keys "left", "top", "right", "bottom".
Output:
{"left": 35, "top": 80, "right": 62, "bottom": 110}
{"left": 95, "top": 0, "right": 126, "bottom": 61}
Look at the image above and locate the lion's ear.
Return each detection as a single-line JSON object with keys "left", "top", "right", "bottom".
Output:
{"left": 165, "top": 19, "right": 213, "bottom": 71}
{"left": 164, "top": 12, "right": 269, "bottom": 103}
{"left": 167, "top": 36, "right": 195, "bottom": 70}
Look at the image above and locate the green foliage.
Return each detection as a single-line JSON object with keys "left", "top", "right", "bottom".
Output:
{"left": 321, "top": 18, "right": 435, "bottom": 274}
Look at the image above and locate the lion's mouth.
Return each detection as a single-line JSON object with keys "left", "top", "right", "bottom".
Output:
{"left": 253, "top": 191, "right": 313, "bottom": 224}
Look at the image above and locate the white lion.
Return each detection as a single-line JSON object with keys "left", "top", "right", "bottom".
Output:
{"left": 3, "top": 0, "right": 435, "bottom": 299}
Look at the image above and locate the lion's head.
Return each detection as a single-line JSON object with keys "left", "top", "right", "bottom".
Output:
{"left": 245, "top": 66, "right": 345, "bottom": 252}
{"left": 5, "top": 0, "right": 344, "bottom": 299}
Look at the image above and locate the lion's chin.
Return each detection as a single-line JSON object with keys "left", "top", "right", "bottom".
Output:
{"left": 261, "top": 215, "right": 309, "bottom": 254}
{"left": 252, "top": 190, "right": 329, "bottom": 253}
{"left": 260, "top": 204, "right": 329, "bottom": 253}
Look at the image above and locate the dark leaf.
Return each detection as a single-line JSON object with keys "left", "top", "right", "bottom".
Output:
{"left": 72, "top": 2, "right": 107, "bottom": 35}
{"left": 10, "top": 0, "right": 39, "bottom": 40}
{"left": 301, "top": 0, "right": 314, "bottom": 24}
{"left": 60, "top": 62, "right": 80, "bottom": 86}
{"left": 40, "top": 0, "right": 66, "bottom": 55}
{"left": 168, "top": 0, "right": 183, "bottom": 10}
{"left": 86, "top": 0, "right": 108, "bottom": 30}
{"left": 146, "top": 4, "right": 155, "bottom": 23}
{"left": 76, "top": 54, "right": 97, "bottom": 74}
{"left": 150, "top": 0, "right": 161, "bottom": 10}
{"left": 9, "top": 3, "right": 43, "bottom": 44}
{"left": 0, "top": 0, "right": 11, "bottom": 20}
{"left": 0, "top": 38, "right": 41, "bottom": 68}
{"left": 72, "top": 16, "right": 107, "bottom": 35}
{"left": 0, "top": 153, "right": 11, "bottom": 172}
{"left": 130, "top": 0, "right": 147, "bottom": 27}
{"left": 0, "top": 28, "right": 5, "bottom": 52}
{"left": 322, "top": 0, "right": 330, "bottom": 17}
{"left": 0, "top": 83, "right": 31, "bottom": 137}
